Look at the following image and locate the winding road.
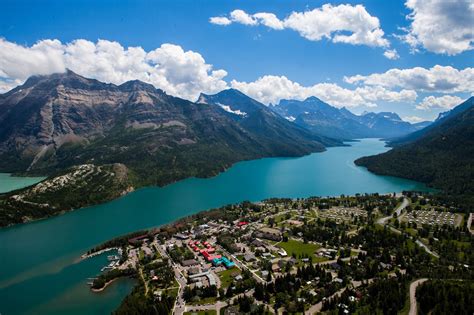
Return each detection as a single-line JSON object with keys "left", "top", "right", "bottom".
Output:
{"left": 377, "top": 197, "right": 409, "bottom": 225}
{"left": 408, "top": 278, "right": 427, "bottom": 315}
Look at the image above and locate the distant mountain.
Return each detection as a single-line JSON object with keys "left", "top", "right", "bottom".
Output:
{"left": 388, "top": 99, "right": 471, "bottom": 147}
{"left": 356, "top": 97, "right": 474, "bottom": 199}
{"left": 198, "top": 89, "right": 341, "bottom": 149}
{"left": 0, "top": 71, "right": 333, "bottom": 188}
{"left": 271, "top": 97, "right": 422, "bottom": 139}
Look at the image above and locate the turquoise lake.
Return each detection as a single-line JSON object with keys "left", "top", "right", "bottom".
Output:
{"left": 0, "top": 173, "right": 45, "bottom": 193}
{"left": 0, "top": 139, "right": 430, "bottom": 314}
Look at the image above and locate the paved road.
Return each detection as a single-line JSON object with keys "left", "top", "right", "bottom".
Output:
{"left": 376, "top": 198, "right": 440, "bottom": 258}
{"left": 377, "top": 197, "right": 409, "bottom": 225}
{"left": 409, "top": 278, "right": 428, "bottom": 315}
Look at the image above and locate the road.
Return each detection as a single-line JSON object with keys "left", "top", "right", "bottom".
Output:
{"left": 184, "top": 289, "right": 255, "bottom": 314}
{"left": 377, "top": 197, "right": 409, "bottom": 225}
{"left": 376, "top": 198, "right": 440, "bottom": 258}
{"left": 216, "top": 244, "right": 265, "bottom": 284}
{"left": 408, "top": 278, "right": 427, "bottom": 315}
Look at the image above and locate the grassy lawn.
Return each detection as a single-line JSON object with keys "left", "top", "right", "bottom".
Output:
{"left": 189, "top": 296, "right": 218, "bottom": 305}
{"left": 217, "top": 268, "right": 240, "bottom": 288}
{"left": 184, "top": 310, "right": 217, "bottom": 315}
{"left": 278, "top": 239, "right": 320, "bottom": 258}
{"left": 313, "top": 256, "right": 329, "bottom": 263}
{"left": 405, "top": 228, "right": 418, "bottom": 237}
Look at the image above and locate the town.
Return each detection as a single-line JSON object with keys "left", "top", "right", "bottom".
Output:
{"left": 84, "top": 193, "right": 474, "bottom": 314}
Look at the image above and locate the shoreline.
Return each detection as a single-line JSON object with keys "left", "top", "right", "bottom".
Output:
{"left": 0, "top": 145, "right": 334, "bottom": 230}
{"left": 91, "top": 277, "right": 122, "bottom": 293}
{"left": 81, "top": 247, "right": 119, "bottom": 260}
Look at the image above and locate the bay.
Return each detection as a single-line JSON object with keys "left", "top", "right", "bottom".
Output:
{"left": 0, "top": 139, "right": 430, "bottom": 314}
{"left": 0, "top": 173, "right": 46, "bottom": 193}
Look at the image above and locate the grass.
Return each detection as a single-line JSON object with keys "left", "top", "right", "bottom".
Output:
{"left": 189, "top": 296, "right": 218, "bottom": 305}
{"left": 218, "top": 268, "right": 240, "bottom": 288}
{"left": 277, "top": 239, "right": 320, "bottom": 258}
{"left": 405, "top": 227, "right": 418, "bottom": 237}
{"left": 313, "top": 256, "right": 329, "bottom": 263}
{"left": 184, "top": 310, "right": 217, "bottom": 315}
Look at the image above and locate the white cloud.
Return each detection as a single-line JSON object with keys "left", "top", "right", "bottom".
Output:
{"left": 230, "top": 9, "right": 257, "bottom": 26}
{"left": 0, "top": 38, "right": 228, "bottom": 101}
{"left": 383, "top": 49, "right": 400, "bottom": 60}
{"left": 401, "top": 0, "right": 474, "bottom": 55}
{"left": 253, "top": 13, "right": 284, "bottom": 30}
{"left": 230, "top": 75, "right": 417, "bottom": 107}
{"left": 416, "top": 95, "right": 464, "bottom": 110}
{"left": 403, "top": 115, "right": 426, "bottom": 123}
{"left": 210, "top": 4, "right": 391, "bottom": 49}
{"left": 209, "top": 16, "right": 232, "bottom": 26}
{"left": 344, "top": 65, "right": 474, "bottom": 93}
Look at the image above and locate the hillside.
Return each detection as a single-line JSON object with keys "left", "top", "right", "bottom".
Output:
{"left": 0, "top": 163, "right": 133, "bottom": 226}
{"left": 271, "top": 97, "right": 422, "bottom": 139}
{"left": 356, "top": 97, "right": 474, "bottom": 203}
{"left": 0, "top": 71, "right": 333, "bottom": 187}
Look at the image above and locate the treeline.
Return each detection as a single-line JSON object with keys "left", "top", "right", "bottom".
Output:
{"left": 322, "top": 275, "right": 410, "bottom": 315}
{"left": 87, "top": 229, "right": 154, "bottom": 255}
{"left": 113, "top": 283, "right": 175, "bottom": 315}
{"left": 416, "top": 280, "right": 474, "bottom": 315}
{"left": 92, "top": 268, "right": 136, "bottom": 290}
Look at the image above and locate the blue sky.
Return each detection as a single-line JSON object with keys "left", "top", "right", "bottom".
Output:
{"left": 0, "top": 0, "right": 473, "bottom": 121}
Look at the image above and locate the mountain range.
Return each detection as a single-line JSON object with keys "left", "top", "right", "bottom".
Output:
{"left": 356, "top": 96, "right": 474, "bottom": 204}
{"left": 1, "top": 70, "right": 472, "bottom": 224}
{"left": 271, "top": 96, "right": 430, "bottom": 140}
{"left": 0, "top": 70, "right": 335, "bottom": 187}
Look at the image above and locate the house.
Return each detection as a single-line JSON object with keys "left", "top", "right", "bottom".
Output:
{"left": 237, "top": 221, "right": 249, "bottom": 228}
{"left": 271, "top": 263, "right": 281, "bottom": 272}
{"left": 251, "top": 239, "right": 266, "bottom": 247}
{"left": 182, "top": 259, "right": 199, "bottom": 267}
{"left": 175, "top": 233, "right": 189, "bottom": 240}
{"left": 244, "top": 253, "right": 256, "bottom": 262}
{"left": 188, "top": 267, "right": 200, "bottom": 275}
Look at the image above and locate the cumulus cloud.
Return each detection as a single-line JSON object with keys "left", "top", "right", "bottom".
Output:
{"left": 383, "top": 49, "right": 400, "bottom": 60}
{"left": 253, "top": 12, "right": 284, "bottom": 30}
{"left": 344, "top": 65, "right": 474, "bottom": 93}
{"left": 209, "top": 16, "right": 232, "bottom": 26}
{"left": 210, "top": 4, "right": 392, "bottom": 52}
{"left": 0, "top": 38, "right": 228, "bottom": 100}
{"left": 416, "top": 95, "right": 464, "bottom": 110}
{"left": 401, "top": 0, "right": 474, "bottom": 55}
{"left": 230, "top": 9, "right": 258, "bottom": 25}
{"left": 230, "top": 75, "right": 417, "bottom": 107}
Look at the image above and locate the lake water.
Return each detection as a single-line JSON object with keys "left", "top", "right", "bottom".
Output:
{"left": 0, "top": 139, "right": 429, "bottom": 314}
{"left": 0, "top": 173, "right": 46, "bottom": 193}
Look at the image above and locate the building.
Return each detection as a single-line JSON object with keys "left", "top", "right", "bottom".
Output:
{"left": 212, "top": 256, "right": 235, "bottom": 268}
{"left": 175, "top": 233, "right": 189, "bottom": 240}
{"left": 256, "top": 227, "right": 282, "bottom": 241}
{"left": 182, "top": 259, "right": 199, "bottom": 267}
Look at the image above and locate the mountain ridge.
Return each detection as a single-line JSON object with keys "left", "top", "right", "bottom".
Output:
{"left": 271, "top": 96, "right": 425, "bottom": 139}
{"left": 0, "top": 71, "right": 333, "bottom": 183}
{"left": 355, "top": 96, "right": 474, "bottom": 203}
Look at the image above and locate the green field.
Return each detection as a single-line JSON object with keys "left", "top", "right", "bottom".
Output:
{"left": 277, "top": 239, "right": 320, "bottom": 257}
{"left": 217, "top": 268, "right": 241, "bottom": 288}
